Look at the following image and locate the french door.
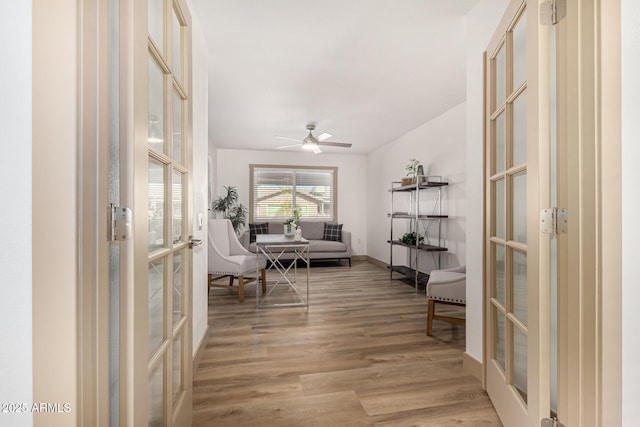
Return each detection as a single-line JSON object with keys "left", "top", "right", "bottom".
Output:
{"left": 484, "top": 0, "right": 549, "bottom": 425}
{"left": 132, "top": 0, "right": 194, "bottom": 426}
{"left": 83, "top": 0, "right": 195, "bottom": 425}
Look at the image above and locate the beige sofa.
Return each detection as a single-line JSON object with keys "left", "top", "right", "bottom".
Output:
{"left": 240, "top": 221, "right": 352, "bottom": 266}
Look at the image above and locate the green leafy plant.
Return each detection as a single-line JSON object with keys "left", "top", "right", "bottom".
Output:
{"left": 405, "top": 158, "right": 421, "bottom": 177}
{"left": 284, "top": 217, "right": 295, "bottom": 233}
{"left": 400, "top": 232, "right": 424, "bottom": 246}
{"left": 292, "top": 208, "right": 302, "bottom": 226}
{"left": 211, "top": 186, "right": 247, "bottom": 234}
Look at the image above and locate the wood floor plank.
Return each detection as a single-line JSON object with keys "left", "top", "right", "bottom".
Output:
{"left": 193, "top": 261, "right": 502, "bottom": 426}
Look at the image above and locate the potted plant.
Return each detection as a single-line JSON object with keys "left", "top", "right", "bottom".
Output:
{"left": 402, "top": 158, "right": 422, "bottom": 186}
{"left": 400, "top": 231, "right": 424, "bottom": 246}
{"left": 211, "top": 186, "right": 247, "bottom": 234}
{"left": 293, "top": 208, "right": 302, "bottom": 226}
{"left": 284, "top": 218, "right": 295, "bottom": 236}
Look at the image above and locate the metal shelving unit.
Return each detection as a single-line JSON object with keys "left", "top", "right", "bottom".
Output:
{"left": 388, "top": 176, "right": 448, "bottom": 292}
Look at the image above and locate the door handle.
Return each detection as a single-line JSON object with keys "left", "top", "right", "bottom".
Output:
{"left": 188, "top": 236, "right": 202, "bottom": 249}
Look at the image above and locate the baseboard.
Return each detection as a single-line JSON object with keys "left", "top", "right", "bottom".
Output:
{"left": 192, "top": 324, "right": 209, "bottom": 373}
{"left": 351, "top": 255, "right": 368, "bottom": 262}
{"left": 463, "top": 352, "right": 483, "bottom": 383}
{"left": 365, "top": 256, "right": 388, "bottom": 269}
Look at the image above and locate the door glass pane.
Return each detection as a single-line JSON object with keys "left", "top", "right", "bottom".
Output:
{"left": 148, "top": 57, "right": 165, "bottom": 152}
{"left": 172, "top": 332, "right": 182, "bottom": 402}
{"left": 513, "top": 326, "right": 528, "bottom": 403}
{"left": 148, "top": 360, "right": 164, "bottom": 427}
{"left": 495, "top": 179, "right": 505, "bottom": 239}
{"left": 148, "top": 0, "right": 163, "bottom": 53}
{"left": 495, "top": 244, "right": 506, "bottom": 306}
{"left": 173, "top": 251, "right": 182, "bottom": 325}
{"left": 513, "top": 14, "right": 527, "bottom": 90}
{"left": 513, "top": 91, "right": 527, "bottom": 167}
{"left": 495, "top": 309, "right": 506, "bottom": 373}
{"left": 149, "top": 158, "right": 165, "bottom": 251}
{"left": 148, "top": 259, "right": 164, "bottom": 357}
{"left": 513, "top": 172, "right": 527, "bottom": 243}
{"left": 172, "top": 90, "right": 182, "bottom": 163}
{"left": 172, "top": 10, "right": 182, "bottom": 84}
{"left": 513, "top": 249, "right": 528, "bottom": 325}
{"left": 172, "top": 170, "right": 183, "bottom": 244}
{"left": 495, "top": 111, "right": 506, "bottom": 174}
{"left": 495, "top": 44, "right": 506, "bottom": 109}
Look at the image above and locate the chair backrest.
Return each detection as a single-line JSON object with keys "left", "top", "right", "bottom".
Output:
{"left": 209, "top": 219, "right": 233, "bottom": 256}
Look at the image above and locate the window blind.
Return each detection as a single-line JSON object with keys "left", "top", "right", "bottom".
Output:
{"left": 251, "top": 166, "right": 335, "bottom": 222}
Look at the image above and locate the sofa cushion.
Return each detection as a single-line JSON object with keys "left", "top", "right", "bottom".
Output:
{"left": 249, "top": 222, "right": 268, "bottom": 243}
{"left": 323, "top": 223, "right": 343, "bottom": 242}
{"left": 309, "top": 240, "right": 347, "bottom": 253}
{"left": 249, "top": 240, "right": 347, "bottom": 254}
{"left": 301, "top": 221, "right": 325, "bottom": 240}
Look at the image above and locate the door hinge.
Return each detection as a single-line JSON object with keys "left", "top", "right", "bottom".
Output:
{"left": 542, "top": 417, "right": 566, "bottom": 427}
{"left": 540, "top": 207, "right": 568, "bottom": 235}
{"left": 541, "top": 0, "right": 567, "bottom": 25}
{"left": 108, "top": 204, "right": 132, "bottom": 242}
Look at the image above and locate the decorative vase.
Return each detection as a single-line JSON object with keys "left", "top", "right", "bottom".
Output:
{"left": 284, "top": 223, "right": 295, "bottom": 236}
{"left": 294, "top": 227, "right": 302, "bottom": 241}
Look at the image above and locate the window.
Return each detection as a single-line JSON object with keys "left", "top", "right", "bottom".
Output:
{"left": 250, "top": 165, "right": 338, "bottom": 223}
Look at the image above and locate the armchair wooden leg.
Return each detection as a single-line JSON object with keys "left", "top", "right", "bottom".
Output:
{"left": 261, "top": 268, "right": 267, "bottom": 293}
{"left": 238, "top": 275, "right": 245, "bottom": 303}
{"left": 228, "top": 275, "right": 234, "bottom": 286}
{"left": 426, "top": 299, "right": 435, "bottom": 336}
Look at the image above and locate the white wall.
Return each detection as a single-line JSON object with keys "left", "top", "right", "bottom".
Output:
{"left": 32, "top": 0, "right": 79, "bottom": 425}
{"left": 367, "top": 103, "right": 467, "bottom": 270}
{"left": 465, "top": 0, "right": 510, "bottom": 363}
{"left": 621, "top": 1, "right": 640, "bottom": 424}
{"left": 190, "top": 6, "right": 209, "bottom": 357}
{"left": 0, "top": 3, "right": 33, "bottom": 427}
{"left": 215, "top": 149, "right": 368, "bottom": 255}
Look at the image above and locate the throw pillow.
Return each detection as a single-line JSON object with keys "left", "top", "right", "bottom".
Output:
{"left": 323, "top": 223, "right": 343, "bottom": 242}
{"left": 249, "top": 222, "right": 269, "bottom": 243}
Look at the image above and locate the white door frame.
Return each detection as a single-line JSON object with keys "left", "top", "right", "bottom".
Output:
{"left": 556, "top": 0, "right": 622, "bottom": 425}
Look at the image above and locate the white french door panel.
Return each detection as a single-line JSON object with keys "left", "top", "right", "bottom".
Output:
{"left": 484, "top": 0, "right": 550, "bottom": 425}
{"left": 126, "top": 0, "right": 194, "bottom": 426}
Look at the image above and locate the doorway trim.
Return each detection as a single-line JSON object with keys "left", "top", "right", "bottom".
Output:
{"left": 557, "top": 0, "right": 622, "bottom": 425}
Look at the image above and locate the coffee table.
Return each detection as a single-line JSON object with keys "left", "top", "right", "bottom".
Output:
{"left": 255, "top": 234, "right": 310, "bottom": 308}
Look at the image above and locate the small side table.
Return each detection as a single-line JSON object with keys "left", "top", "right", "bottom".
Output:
{"left": 255, "top": 234, "right": 310, "bottom": 308}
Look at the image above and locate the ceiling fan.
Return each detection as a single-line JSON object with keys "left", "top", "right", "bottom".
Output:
{"left": 276, "top": 124, "right": 352, "bottom": 154}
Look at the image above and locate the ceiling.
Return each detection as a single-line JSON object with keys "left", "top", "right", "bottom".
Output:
{"left": 190, "top": 0, "right": 480, "bottom": 154}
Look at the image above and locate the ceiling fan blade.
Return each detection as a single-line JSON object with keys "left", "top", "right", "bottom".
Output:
{"left": 276, "top": 143, "right": 302, "bottom": 149}
{"left": 311, "top": 146, "right": 322, "bottom": 154}
{"left": 317, "top": 141, "right": 352, "bottom": 148}
{"left": 275, "top": 136, "right": 303, "bottom": 143}
{"left": 316, "top": 132, "right": 332, "bottom": 142}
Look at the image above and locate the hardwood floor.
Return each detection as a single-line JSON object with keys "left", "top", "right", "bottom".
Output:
{"left": 193, "top": 261, "right": 502, "bottom": 426}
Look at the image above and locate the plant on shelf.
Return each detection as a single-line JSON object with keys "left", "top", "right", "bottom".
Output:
{"left": 402, "top": 158, "right": 423, "bottom": 186}
{"left": 211, "top": 186, "right": 247, "bottom": 234}
{"left": 405, "top": 158, "right": 420, "bottom": 177}
{"left": 400, "top": 231, "right": 424, "bottom": 246}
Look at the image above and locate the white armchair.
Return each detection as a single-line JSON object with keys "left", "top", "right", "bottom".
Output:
{"left": 208, "top": 219, "right": 266, "bottom": 302}
{"left": 426, "top": 265, "right": 466, "bottom": 336}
